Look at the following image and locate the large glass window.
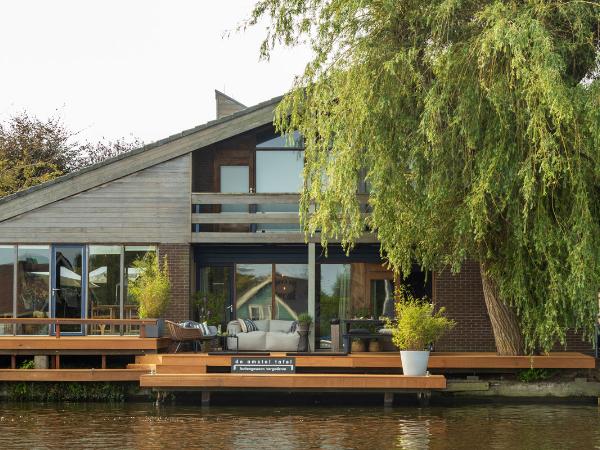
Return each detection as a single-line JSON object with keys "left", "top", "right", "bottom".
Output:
{"left": 274, "top": 264, "right": 308, "bottom": 320}
{"left": 0, "top": 246, "right": 15, "bottom": 335}
{"left": 235, "top": 264, "right": 272, "bottom": 320}
{"left": 220, "top": 165, "right": 249, "bottom": 213}
{"left": 197, "top": 266, "right": 232, "bottom": 327}
{"left": 318, "top": 264, "right": 351, "bottom": 349}
{"left": 16, "top": 245, "right": 50, "bottom": 335}
{"left": 88, "top": 245, "right": 122, "bottom": 335}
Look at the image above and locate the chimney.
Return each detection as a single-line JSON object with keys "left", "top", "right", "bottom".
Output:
{"left": 215, "top": 90, "right": 246, "bottom": 119}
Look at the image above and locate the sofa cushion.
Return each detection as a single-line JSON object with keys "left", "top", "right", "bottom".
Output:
{"left": 269, "top": 320, "right": 294, "bottom": 333}
{"left": 243, "top": 319, "right": 259, "bottom": 332}
{"left": 253, "top": 320, "right": 269, "bottom": 332}
{"left": 237, "top": 331, "right": 267, "bottom": 351}
{"left": 265, "top": 332, "right": 300, "bottom": 351}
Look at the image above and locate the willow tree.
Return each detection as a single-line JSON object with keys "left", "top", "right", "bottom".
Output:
{"left": 248, "top": 0, "right": 600, "bottom": 354}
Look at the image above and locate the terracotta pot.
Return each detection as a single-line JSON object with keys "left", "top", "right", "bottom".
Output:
{"left": 351, "top": 339, "right": 366, "bottom": 352}
{"left": 368, "top": 339, "right": 382, "bottom": 352}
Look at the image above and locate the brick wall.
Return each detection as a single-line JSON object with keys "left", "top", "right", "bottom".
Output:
{"left": 434, "top": 260, "right": 496, "bottom": 352}
{"left": 434, "top": 260, "right": 595, "bottom": 354}
{"left": 158, "top": 244, "right": 191, "bottom": 323}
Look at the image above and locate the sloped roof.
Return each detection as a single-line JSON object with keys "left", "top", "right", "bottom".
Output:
{"left": 0, "top": 94, "right": 282, "bottom": 222}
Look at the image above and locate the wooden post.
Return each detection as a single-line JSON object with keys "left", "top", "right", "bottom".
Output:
{"left": 55, "top": 323, "right": 61, "bottom": 339}
{"left": 417, "top": 391, "right": 431, "bottom": 407}
{"left": 384, "top": 392, "right": 394, "bottom": 407}
{"left": 10, "top": 354, "right": 16, "bottom": 369}
{"left": 55, "top": 354, "right": 60, "bottom": 369}
{"left": 101, "top": 355, "right": 107, "bottom": 369}
{"left": 140, "top": 324, "right": 146, "bottom": 339}
{"left": 201, "top": 391, "right": 210, "bottom": 407}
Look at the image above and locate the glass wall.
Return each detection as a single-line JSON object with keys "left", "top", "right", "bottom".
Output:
{"left": 16, "top": 245, "right": 50, "bottom": 335}
{"left": 197, "top": 266, "right": 232, "bottom": 326}
{"left": 0, "top": 246, "right": 15, "bottom": 335}
{"left": 255, "top": 131, "right": 304, "bottom": 232}
{"left": 318, "top": 264, "right": 351, "bottom": 349}
{"left": 235, "top": 264, "right": 272, "bottom": 320}
{"left": 274, "top": 264, "right": 308, "bottom": 320}
{"left": 88, "top": 245, "right": 122, "bottom": 335}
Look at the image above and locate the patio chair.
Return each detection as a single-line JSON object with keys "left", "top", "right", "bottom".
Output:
{"left": 165, "top": 320, "right": 203, "bottom": 353}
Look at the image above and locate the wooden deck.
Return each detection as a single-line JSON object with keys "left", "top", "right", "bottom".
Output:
{"left": 140, "top": 373, "right": 447, "bottom": 390}
{"left": 135, "top": 351, "right": 596, "bottom": 373}
{"left": 0, "top": 368, "right": 149, "bottom": 382}
{"left": 0, "top": 336, "right": 170, "bottom": 355}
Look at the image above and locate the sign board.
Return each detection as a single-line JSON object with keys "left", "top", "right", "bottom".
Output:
{"left": 231, "top": 357, "right": 296, "bottom": 373}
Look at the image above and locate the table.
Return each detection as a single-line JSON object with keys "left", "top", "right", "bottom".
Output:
{"left": 341, "top": 319, "right": 387, "bottom": 353}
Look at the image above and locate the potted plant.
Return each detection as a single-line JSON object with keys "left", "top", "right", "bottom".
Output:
{"left": 385, "top": 288, "right": 455, "bottom": 376}
{"left": 128, "top": 253, "right": 171, "bottom": 338}
{"left": 296, "top": 312, "right": 313, "bottom": 352}
{"left": 297, "top": 312, "right": 313, "bottom": 333}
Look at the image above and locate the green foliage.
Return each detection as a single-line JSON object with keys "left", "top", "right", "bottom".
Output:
{"left": 19, "top": 360, "right": 35, "bottom": 369}
{"left": 128, "top": 253, "right": 171, "bottom": 318}
{"left": 5, "top": 381, "right": 131, "bottom": 402}
{"left": 385, "top": 289, "right": 455, "bottom": 351}
{"left": 518, "top": 368, "right": 555, "bottom": 383}
{"left": 0, "top": 112, "right": 140, "bottom": 198}
{"left": 297, "top": 312, "right": 313, "bottom": 326}
{"left": 248, "top": 0, "right": 600, "bottom": 352}
{"left": 194, "top": 291, "right": 225, "bottom": 326}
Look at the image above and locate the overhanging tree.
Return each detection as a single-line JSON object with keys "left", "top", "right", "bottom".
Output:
{"left": 248, "top": 0, "right": 600, "bottom": 354}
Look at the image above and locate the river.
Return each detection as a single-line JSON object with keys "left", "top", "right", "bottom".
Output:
{"left": 0, "top": 402, "right": 598, "bottom": 449}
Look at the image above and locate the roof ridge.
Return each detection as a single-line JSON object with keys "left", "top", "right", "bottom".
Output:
{"left": 0, "top": 94, "right": 283, "bottom": 207}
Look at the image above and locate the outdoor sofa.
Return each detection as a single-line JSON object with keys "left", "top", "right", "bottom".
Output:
{"left": 226, "top": 319, "right": 300, "bottom": 351}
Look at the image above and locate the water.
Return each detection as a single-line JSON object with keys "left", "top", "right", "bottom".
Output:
{"left": 0, "top": 402, "right": 599, "bottom": 449}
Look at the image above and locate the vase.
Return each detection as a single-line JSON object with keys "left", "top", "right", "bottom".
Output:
{"left": 400, "top": 350, "right": 430, "bottom": 376}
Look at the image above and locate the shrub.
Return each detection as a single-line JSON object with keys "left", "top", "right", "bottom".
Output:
{"left": 385, "top": 288, "right": 455, "bottom": 351}
{"left": 128, "top": 253, "right": 171, "bottom": 318}
{"left": 193, "top": 291, "right": 225, "bottom": 326}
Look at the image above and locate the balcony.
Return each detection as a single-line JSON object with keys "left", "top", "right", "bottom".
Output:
{"left": 191, "top": 192, "right": 375, "bottom": 244}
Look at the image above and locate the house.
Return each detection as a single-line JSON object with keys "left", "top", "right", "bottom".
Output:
{"left": 0, "top": 90, "right": 592, "bottom": 354}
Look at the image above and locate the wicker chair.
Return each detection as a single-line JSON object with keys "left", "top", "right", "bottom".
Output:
{"left": 165, "top": 320, "right": 203, "bottom": 353}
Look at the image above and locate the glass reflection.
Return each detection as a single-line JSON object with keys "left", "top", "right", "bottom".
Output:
{"left": 318, "top": 264, "right": 351, "bottom": 348}
{"left": 0, "top": 246, "right": 15, "bottom": 335}
{"left": 235, "top": 264, "right": 272, "bottom": 320}
{"left": 16, "top": 245, "right": 49, "bottom": 335}
{"left": 274, "top": 264, "right": 308, "bottom": 320}
{"left": 88, "top": 245, "right": 122, "bottom": 335}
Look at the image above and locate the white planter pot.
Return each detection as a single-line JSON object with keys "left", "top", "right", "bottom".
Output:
{"left": 400, "top": 350, "right": 430, "bottom": 376}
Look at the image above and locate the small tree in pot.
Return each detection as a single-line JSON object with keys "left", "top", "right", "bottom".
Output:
{"left": 129, "top": 253, "right": 171, "bottom": 337}
{"left": 386, "top": 289, "right": 455, "bottom": 376}
{"left": 296, "top": 312, "right": 313, "bottom": 352}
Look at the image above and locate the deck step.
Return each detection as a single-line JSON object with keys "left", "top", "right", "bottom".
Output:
{"left": 134, "top": 355, "right": 164, "bottom": 365}
{"left": 140, "top": 373, "right": 447, "bottom": 390}
{"left": 155, "top": 364, "right": 207, "bottom": 374}
{"left": 126, "top": 363, "right": 156, "bottom": 370}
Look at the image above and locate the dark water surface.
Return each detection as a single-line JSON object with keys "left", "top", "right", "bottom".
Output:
{"left": 0, "top": 401, "right": 599, "bottom": 449}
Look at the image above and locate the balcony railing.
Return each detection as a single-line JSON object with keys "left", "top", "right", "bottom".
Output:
{"left": 191, "top": 192, "right": 375, "bottom": 243}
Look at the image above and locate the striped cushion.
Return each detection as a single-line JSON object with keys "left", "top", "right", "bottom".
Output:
{"left": 244, "top": 319, "right": 259, "bottom": 332}
{"left": 289, "top": 321, "right": 298, "bottom": 333}
{"left": 199, "top": 321, "right": 210, "bottom": 336}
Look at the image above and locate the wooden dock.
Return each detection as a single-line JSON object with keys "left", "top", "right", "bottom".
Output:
{"left": 135, "top": 351, "right": 597, "bottom": 374}
{"left": 140, "top": 373, "right": 446, "bottom": 390}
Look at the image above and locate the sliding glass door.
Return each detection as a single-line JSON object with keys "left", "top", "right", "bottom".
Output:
{"left": 51, "top": 245, "right": 86, "bottom": 334}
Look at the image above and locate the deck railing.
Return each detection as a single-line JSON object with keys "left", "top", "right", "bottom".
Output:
{"left": 0, "top": 318, "right": 158, "bottom": 338}
{"left": 191, "top": 192, "right": 374, "bottom": 243}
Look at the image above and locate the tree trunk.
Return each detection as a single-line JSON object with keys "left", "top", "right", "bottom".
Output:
{"left": 479, "top": 263, "right": 524, "bottom": 356}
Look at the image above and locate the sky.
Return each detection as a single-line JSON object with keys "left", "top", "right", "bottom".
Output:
{"left": 0, "top": 0, "right": 312, "bottom": 144}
